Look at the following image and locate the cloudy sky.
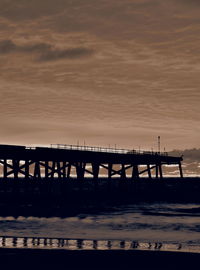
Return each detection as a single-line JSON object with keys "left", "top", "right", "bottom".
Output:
{"left": 0, "top": 0, "right": 199, "bottom": 151}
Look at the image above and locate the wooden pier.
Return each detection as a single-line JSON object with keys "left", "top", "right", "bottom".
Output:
{"left": 0, "top": 144, "right": 183, "bottom": 180}
{"left": 0, "top": 144, "right": 188, "bottom": 215}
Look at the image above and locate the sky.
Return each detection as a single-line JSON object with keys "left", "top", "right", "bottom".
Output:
{"left": 0, "top": 0, "right": 200, "bottom": 151}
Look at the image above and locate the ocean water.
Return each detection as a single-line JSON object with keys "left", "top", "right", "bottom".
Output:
{"left": 1, "top": 203, "right": 200, "bottom": 248}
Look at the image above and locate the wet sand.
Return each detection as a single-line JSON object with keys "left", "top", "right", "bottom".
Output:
{"left": 0, "top": 248, "right": 199, "bottom": 269}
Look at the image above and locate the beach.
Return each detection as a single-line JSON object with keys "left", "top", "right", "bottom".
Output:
{"left": 0, "top": 248, "right": 199, "bottom": 269}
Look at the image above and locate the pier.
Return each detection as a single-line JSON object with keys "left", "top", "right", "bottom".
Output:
{"left": 0, "top": 144, "right": 183, "bottom": 180}
{"left": 0, "top": 144, "right": 190, "bottom": 215}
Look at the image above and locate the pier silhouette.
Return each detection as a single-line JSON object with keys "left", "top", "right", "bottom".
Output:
{"left": 0, "top": 143, "right": 198, "bottom": 216}
{"left": 0, "top": 144, "right": 183, "bottom": 180}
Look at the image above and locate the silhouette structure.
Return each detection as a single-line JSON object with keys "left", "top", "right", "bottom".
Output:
{"left": 0, "top": 144, "right": 183, "bottom": 179}
{"left": 0, "top": 144, "right": 191, "bottom": 216}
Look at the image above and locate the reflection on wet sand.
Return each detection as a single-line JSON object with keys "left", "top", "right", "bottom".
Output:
{"left": 0, "top": 235, "right": 199, "bottom": 253}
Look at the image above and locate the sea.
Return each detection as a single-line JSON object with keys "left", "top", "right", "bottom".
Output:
{"left": 1, "top": 202, "right": 200, "bottom": 252}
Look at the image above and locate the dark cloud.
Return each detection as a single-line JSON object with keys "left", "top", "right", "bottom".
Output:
{"left": 39, "top": 47, "right": 93, "bottom": 61}
{"left": 0, "top": 40, "right": 16, "bottom": 54}
{"left": 176, "top": 0, "right": 200, "bottom": 5}
{"left": 21, "top": 43, "right": 52, "bottom": 53}
{"left": 0, "top": 39, "right": 93, "bottom": 61}
{"left": 0, "top": 39, "right": 51, "bottom": 54}
{"left": 0, "top": 0, "right": 67, "bottom": 21}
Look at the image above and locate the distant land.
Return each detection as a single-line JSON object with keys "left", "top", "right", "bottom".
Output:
{"left": 168, "top": 148, "right": 200, "bottom": 177}
{"left": 169, "top": 148, "right": 200, "bottom": 161}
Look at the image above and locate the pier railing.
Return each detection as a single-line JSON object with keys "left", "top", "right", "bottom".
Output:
{"left": 50, "top": 144, "right": 168, "bottom": 156}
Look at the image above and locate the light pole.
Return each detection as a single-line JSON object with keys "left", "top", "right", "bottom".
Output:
{"left": 158, "top": 136, "right": 160, "bottom": 154}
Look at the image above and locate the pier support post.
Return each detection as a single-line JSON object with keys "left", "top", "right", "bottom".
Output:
{"left": 13, "top": 159, "right": 19, "bottom": 179}
{"left": 108, "top": 163, "right": 112, "bottom": 180}
{"left": 92, "top": 163, "right": 99, "bottom": 192}
{"left": 45, "top": 161, "right": 49, "bottom": 179}
{"left": 76, "top": 162, "right": 86, "bottom": 179}
{"left": 3, "top": 159, "right": 7, "bottom": 179}
{"left": 51, "top": 161, "right": 56, "bottom": 178}
{"left": 92, "top": 163, "right": 99, "bottom": 179}
{"left": 34, "top": 161, "right": 41, "bottom": 178}
{"left": 56, "top": 162, "right": 62, "bottom": 179}
{"left": 179, "top": 162, "right": 183, "bottom": 178}
{"left": 132, "top": 165, "right": 139, "bottom": 179}
{"left": 121, "top": 164, "right": 126, "bottom": 179}
{"left": 159, "top": 164, "right": 163, "bottom": 179}
{"left": 62, "top": 162, "right": 66, "bottom": 179}
{"left": 25, "top": 160, "right": 29, "bottom": 179}
{"left": 155, "top": 164, "right": 159, "bottom": 179}
{"left": 67, "top": 163, "right": 71, "bottom": 179}
{"left": 147, "top": 164, "right": 152, "bottom": 179}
